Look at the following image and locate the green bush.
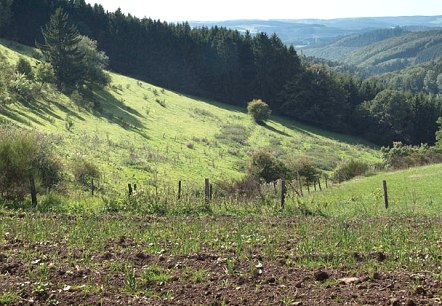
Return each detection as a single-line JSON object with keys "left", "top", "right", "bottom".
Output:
{"left": 16, "top": 57, "right": 33, "bottom": 79}
{"left": 71, "top": 158, "right": 100, "bottom": 187}
{"left": 0, "top": 127, "right": 62, "bottom": 201}
{"left": 381, "top": 141, "right": 442, "bottom": 169}
{"left": 286, "top": 157, "right": 321, "bottom": 184}
{"left": 216, "top": 174, "right": 261, "bottom": 199}
{"left": 8, "top": 72, "right": 35, "bottom": 101}
{"left": 35, "top": 61, "right": 56, "bottom": 89}
{"left": 332, "top": 160, "right": 369, "bottom": 183}
{"left": 247, "top": 99, "right": 271, "bottom": 123}
{"left": 248, "top": 150, "right": 288, "bottom": 183}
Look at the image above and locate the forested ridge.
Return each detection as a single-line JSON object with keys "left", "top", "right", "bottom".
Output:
{"left": 1, "top": 0, "right": 442, "bottom": 146}
{"left": 304, "top": 29, "right": 442, "bottom": 75}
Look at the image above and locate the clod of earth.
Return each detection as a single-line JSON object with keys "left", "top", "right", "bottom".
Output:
{"left": 313, "top": 270, "right": 330, "bottom": 282}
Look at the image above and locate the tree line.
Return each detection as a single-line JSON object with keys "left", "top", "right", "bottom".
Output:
{"left": 1, "top": 0, "right": 442, "bottom": 146}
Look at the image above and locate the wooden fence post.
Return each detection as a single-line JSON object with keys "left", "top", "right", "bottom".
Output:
{"left": 178, "top": 180, "right": 182, "bottom": 200}
{"left": 134, "top": 184, "right": 137, "bottom": 192}
{"left": 325, "top": 175, "right": 328, "bottom": 189}
{"left": 204, "top": 178, "right": 210, "bottom": 203}
{"left": 318, "top": 178, "right": 322, "bottom": 191}
{"left": 383, "top": 180, "right": 389, "bottom": 209}
{"left": 210, "top": 184, "right": 213, "bottom": 200}
{"left": 91, "top": 178, "right": 94, "bottom": 196}
{"left": 281, "top": 179, "right": 286, "bottom": 209}
{"left": 29, "top": 176, "right": 37, "bottom": 207}
{"left": 297, "top": 171, "right": 303, "bottom": 196}
{"left": 128, "top": 183, "right": 133, "bottom": 196}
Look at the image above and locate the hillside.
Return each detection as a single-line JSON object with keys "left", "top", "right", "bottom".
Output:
{"left": 2, "top": 1, "right": 441, "bottom": 148}
{"left": 301, "top": 27, "right": 408, "bottom": 62}
{"left": 303, "top": 30, "right": 442, "bottom": 74}
{"left": 371, "top": 56, "right": 442, "bottom": 94}
{"left": 302, "top": 163, "right": 442, "bottom": 217}
{"left": 0, "top": 40, "right": 380, "bottom": 191}
{"left": 190, "top": 16, "right": 442, "bottom": 47}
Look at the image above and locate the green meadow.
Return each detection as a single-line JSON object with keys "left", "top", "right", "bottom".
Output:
{"left": 301, "top": 163, "right": 442, "bottom": 218}
{"left": 0, "top": 40, "right": 379, "bottom": 191}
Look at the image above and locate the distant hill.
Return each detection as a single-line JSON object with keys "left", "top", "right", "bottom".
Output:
{"left": 371, "top": 57, "right": 442, "bottom": 93}
{"left": 190, "top": 16, "right": 442, "bottom": 46}
{"left": 300, "top": 27, "right": 408, "bottom": 63}
{"left": 303, "top": 30, "right": 442, "bottom": 75}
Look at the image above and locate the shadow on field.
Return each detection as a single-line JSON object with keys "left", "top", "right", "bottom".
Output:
{"left": 0, "top": 98, "right": 71, "bottom": 126}
{"left": 91, "top": 89, "right": 150, "bottom": 140}
{"left": 0, "top": 105, "right": 41, "bottom": 126}
{"left": 49, "top": 100, "right": 85, "bottom": 121}
{"left": 261, "top": 122, "right": 292, "bottom": 137}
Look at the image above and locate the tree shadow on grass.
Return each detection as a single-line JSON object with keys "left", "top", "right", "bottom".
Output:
{"left": 2, "top": 99, "right": 80, "bottom": 127}
{"left": 90, "top": 89, "right": 149, "bottom": 140}
{"left": 1, "top": 95, "right": 87, "bottom": 127}
{"left": 260, "top": 121, "right": 292, "bottom": 137}
{"left": 0, "top": 105, "right": 41, "bottom": 126}
{"left": 25, "top": 100, "right": 64, "bottom": 121}
{"left": 47, "top": 100, "right": 85, "bottom": 121}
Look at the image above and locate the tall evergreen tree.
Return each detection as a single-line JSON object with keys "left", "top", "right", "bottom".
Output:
{"left": 38, "top": 8, "right": 84, "bottom": 90}
{"left": 0, "top": 0, "right": 13, "bottom": 36}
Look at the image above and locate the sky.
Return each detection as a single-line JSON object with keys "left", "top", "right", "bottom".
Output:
{"left": 84, "top": 0, "right": 442, "bottom": 22}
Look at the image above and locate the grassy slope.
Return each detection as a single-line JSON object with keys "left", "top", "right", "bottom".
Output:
{"left": 0, "top": 40, "right": 380, "bottom": 190}
{"left": 302, "top": 163, "right": 442, "bottom": 217}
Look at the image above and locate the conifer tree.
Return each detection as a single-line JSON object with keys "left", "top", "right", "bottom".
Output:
{"left": 0, "top": 0, "right": 13, "bottom": 36}
{"left": 38, "top": 8, "right": 84, "bottom": 91}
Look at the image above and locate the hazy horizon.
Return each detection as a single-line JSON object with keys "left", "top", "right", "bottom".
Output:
{"left": 85, "top": 0, "right": 442, "bottom": 22}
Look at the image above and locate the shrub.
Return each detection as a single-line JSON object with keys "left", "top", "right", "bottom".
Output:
{"left": 247, "top": 99, "right": 271, "bottom": 123}
{"left": 216, "top": 174, "right": 261, "bottom": 199}
{"left": 0, "top": 127, "right": 62, "bottom": 202}
{"left": 35, "top": 61, "right": 56, "bottom": 89}
{"left": 65, "top": 114, "right": 74, "bottom": 131}
{"left": 332, "top": 160, "right": 369, "bottom": 183}
{"left": 381, "top": 141, "right": 442, "bottom": 169}
{"left": 155, "top": 98, "right": 166, "bottom": 107}
{"left": 16, "top": 58, "right": 33, "bottom": 79}
{"left": 8, "top": 72, "right": 35, "bottom": 101}
{"left": 0, "top": 56, "right": 14, "bottom": 105}
{"left": 248, "top": 150, "right": 288, "bottom": 183}
{"left": 286, "top": 157, "right": 321, "bottom": 184}
{"left": 71, "top": 158, "right": 100, "bottom": 187}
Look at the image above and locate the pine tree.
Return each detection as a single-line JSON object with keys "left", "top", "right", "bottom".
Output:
{"left": 0, "top": 0, "right": 13, "bottom": 36}
{"left": 38, "top": 8, "right": 84, "bottom": 91}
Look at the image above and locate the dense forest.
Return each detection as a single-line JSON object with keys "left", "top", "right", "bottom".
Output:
{"left": 1, "top": 0, "right": 441, "bottom": 146}
{"left": 373, "top": 57, "right": 442, "bottom": 94}
{"left": 303, "top": 29, "right": 442, "bottom": 75}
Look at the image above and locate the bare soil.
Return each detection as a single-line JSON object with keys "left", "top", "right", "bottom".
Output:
{"left": 1, "top": 216, "right": 441, "bottom": 305}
